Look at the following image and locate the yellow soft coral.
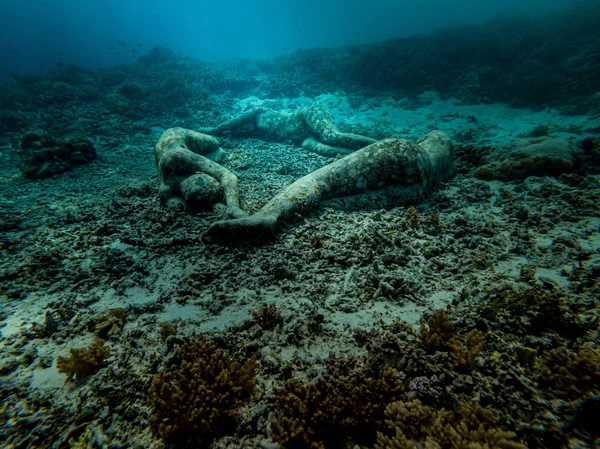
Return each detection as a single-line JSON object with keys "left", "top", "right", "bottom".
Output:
{"left": 376, "top": 399, "right": 526, "bottom": 449}
{"left": 419, "top": 309, "right": 454, "bottom": 348}
{"left": 537, "top": 346, "right": 600, "bottom": 399}
{"left": 448, "top": 329, "right": 484, "bottom": 371}
{"left": 56, "top": 338, "right": 110, "bottom": 381}
{"left": 419, "top": 310, "right": 485, "bottom": 371}
{"left": 149, "top": 335, "right": 256, "bottom": 445}
{"left": 272, "top": 365, "right": 404, "bottom": 449}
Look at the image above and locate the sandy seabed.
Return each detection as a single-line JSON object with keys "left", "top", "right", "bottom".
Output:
{"left": 1, "top": 92, "right": 599, "bottom": 448}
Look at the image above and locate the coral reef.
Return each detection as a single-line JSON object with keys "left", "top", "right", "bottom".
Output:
{"left": 418, "top": 309, "right": 483, "bottom": 371}
{"left": 404, "top": 206, "right": 420, "bottom": 229}
{"left": 536, "top": 346, "right": 600, "bottom": 399}
{"left": 251, "top": 303, "right": 283, "bottom": 330}
{"left": 477, "top": 285, "right": 576, "bottom": 335}
{"left": 373, "top": 343, "right": 456, "bottom": 408}
{"left": 419, "top": 309, "right": 454, "bottom": 348}
{"left": 271, "top": 365, "right": 404, "bottom": 449}
{"left": 1, "top": 8, "right": 600, "bottom": 448}
{"left": 477, "top": 137, "right": 583, "bottom": 181}
{"left": 88, "top": 308, "right": 126, "bottom": 338}
{"left": 259, "top": 3, "right": 600, "bottom": 113}
{"left": 149, "top": 335, "right": 256, "bottom": 445}
{"left": 375, "top": 399, "right": 526, "bottom": 449}
{"left": 56, "top": 338, "right": 110, "bottom": 381}
{"left": 448, "top": 329, "right": 484, "bottom": 372}
{"left": 18, "top": 131, "right": 96, "bottom": 179}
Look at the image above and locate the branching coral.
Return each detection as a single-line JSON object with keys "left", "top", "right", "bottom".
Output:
{"left": 448, "top": 329, "right": 485, "bottom": 372}
{"left": 478, "top": 285, "right": 576, "bottom": 334}
{"left": 88, "top": 308, "right": 126, "bottom": 338}
{"left": 419, "top": 310, "right": 484, "bottom": 371}
{"left": 158, "top": 321, "right": 178, "bottom": 342}
{"left": 355, "top": 328, "right": 457, "bottom": 407}
{"left": 536, "top": 346, "right": 600, "bottom": 399}
{"left": 56, "top": 338, "right": 110, "bottom": 381}
{"left": 149, "top": 335, "right": 256, "bottom": 445}
{"left": 251, "top": 303, "right": 283, "bottom": 330}
{"left": 376, "top": 399, "right": 526, "bottom": 449}
{"left": 272, "top": 365, "right": 404, "bottom": 449}
{"left": 419, "top": 309, "right": 454, "bottom": 348}
{"left": 404, "top": 206, "right": 420, "bottom": 229}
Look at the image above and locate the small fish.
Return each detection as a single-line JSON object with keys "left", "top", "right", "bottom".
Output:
{"left": 118, "top": 40, "right": 126, "bottom": 47}
{"left": 56, "top": 62, "right": 64, "bottom": 66}
{"left": 281, "top": 47, "right": 288, "bottom": 51}
{"left": 138, "top": 42, "right": 142, "bottom": 47}
{"left": 109, "top": 46, "right": 116, "bottom": 50}
{"left": 56, "top": 52, "right": 64, "bottom": 56}
{"left": 132, "top": 49, "right": 136, "bottom": 53}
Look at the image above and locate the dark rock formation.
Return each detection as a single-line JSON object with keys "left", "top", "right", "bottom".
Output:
{"left": 18, "top": 131, "right": 96, "bottom": 179}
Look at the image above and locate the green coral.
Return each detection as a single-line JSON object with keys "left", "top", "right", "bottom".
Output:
{"left": 514, "top": 345, "right": 537, "bottom": 370}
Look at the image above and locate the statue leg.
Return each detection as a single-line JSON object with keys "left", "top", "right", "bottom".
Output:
{"left": 301, "top": 103, "right": 377, "bottom": 151}
{"left": 205, "top": 131, "right": 454, "bottom": 239}
{"left": 301, "top": 137, "right": 354, "bottom": 157}
{"left": 154, "top": 128, "right": 247, "bottom": 218}
{"left": 198, "top": 108, "right": 263, "bottom": 136}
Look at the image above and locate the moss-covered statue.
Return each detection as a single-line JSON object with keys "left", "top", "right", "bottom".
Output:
{"left": 155, "top": 119, "right": 455, "bottom": 238}
{"left": 154, "top": 127, "right": 246, "bottom": 217}
{"left": 205, "top": 130, "right": 455, "bottom": 238}
{"left": 200, "top": 102, "right": 377, "bottom": 157}
{"left": 154, "top": 102, "right": 378, "bottom": 216}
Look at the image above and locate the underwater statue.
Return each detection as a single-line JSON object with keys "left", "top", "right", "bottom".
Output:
{"left": 199, "top": 102, "right": 377, "bottom": 156}
{"left": 205, "top": 130, "right": 455, "bottom": 239}
{"left": 155, "top": 124, "right": 454, "bottom": 239}
{"left": 154, "top": 127, "right": 246, "bottom": 217}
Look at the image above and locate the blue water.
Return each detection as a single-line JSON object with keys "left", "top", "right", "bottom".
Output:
{"left": 0, "top": 0, "right": 576, "bottom": 79}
